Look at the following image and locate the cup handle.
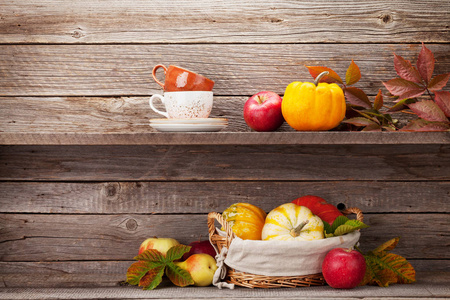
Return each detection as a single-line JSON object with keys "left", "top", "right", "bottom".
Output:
{"left": 149, "top": 94, "right": 169, "bottom": 118}
{"left": 152, "top": 64, "right": 168, "bottom": 89}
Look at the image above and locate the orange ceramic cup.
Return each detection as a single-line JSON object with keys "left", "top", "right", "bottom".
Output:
{"left": 152, "top": 64, "right": 215, "bottom": 92}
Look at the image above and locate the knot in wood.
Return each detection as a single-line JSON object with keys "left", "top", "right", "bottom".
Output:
{"left": 126, "top": 219, "right": 138, "bottom": 231}
{"left": 71, "top": 29, "right": 84, "bottom": 39}
{"left": 379, "top": 13, "right": 393, "bottom": 24}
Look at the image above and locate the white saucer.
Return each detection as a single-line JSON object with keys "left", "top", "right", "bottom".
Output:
{"left": 150, "top": 122, "right": 227, "bottom": 132}
{"left": 150, "top": 118, "right": 228, "bottom": 125}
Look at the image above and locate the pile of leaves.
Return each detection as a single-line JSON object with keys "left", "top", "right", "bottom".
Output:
{"left": 307, "top": 43, "right": 450, "bottom": 131}
{"left": 358, "top": 237, "right": 416, "bottom": 287}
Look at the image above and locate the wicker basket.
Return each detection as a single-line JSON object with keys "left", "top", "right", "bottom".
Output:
{"left": 207, "top": 207, "right": 364, "bottom": 288}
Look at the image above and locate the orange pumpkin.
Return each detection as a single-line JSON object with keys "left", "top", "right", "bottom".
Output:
{"left": 222, "top": 203, "right": 266, "bottom": 240}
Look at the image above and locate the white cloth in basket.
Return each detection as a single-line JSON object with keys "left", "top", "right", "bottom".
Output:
{"left": 222, "top": 230, "right": 360, "bottom": 276}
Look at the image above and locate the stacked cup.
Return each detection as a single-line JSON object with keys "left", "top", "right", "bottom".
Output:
{"left": 149, "top": 65, "right": 227, "bottom": 132}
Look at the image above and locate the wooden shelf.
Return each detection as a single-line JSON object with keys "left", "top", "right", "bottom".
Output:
{"left": 1, "top": 132, "right": 449, "bottom": 145}
{"left": 0, "top": 271, "right": 448, "bottom": 299}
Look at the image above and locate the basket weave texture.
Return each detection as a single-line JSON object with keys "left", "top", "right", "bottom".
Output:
{"left": 207, "top": 207, "right": 364, "bottom": 289}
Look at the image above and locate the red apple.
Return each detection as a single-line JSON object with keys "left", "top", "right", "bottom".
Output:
{"left": 322, "top": 247, "right": 366, "bottom": 289}
{"left": 182, "top": 240, "right": 216, "bottom": 261}
{"left": 243, "top": 91, "right": 284, "bottom": 131}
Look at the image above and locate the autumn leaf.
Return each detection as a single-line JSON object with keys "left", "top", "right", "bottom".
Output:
{"left": 382, "top": 78, "right": 426, "bottom": 100}
{"left": 428, "top": 73, "right": 450, "bottom": 91}
{"left": 346, "top": 60, "right": 361, "bottom": 86}
{"left": 343, "top": 117, "right": 378, "bottom": 127}
{"left": 387, "top": 98, "right": 417, "bottom": 113}
{"left": 372, "top": 237, "right": 400, "bottom": 254}
{"left": 400, "top": 119, "right": 450, "bottom": 132}
{"left": 165, "top": 262, "right": 195, "bottom": 287}
{"left": 359, "top": 237, "right": 416, "bottom": 287}
{"left": 306, "top": 66, "right": 343, "bottom": 84}
{"left": 417, "top": 43, "right": 435, "bottom": 84}
{"left": 374, "top": 89, "right": 384, "bottom": 110}
{"left": 139, "top": 265, "right": 165, "bottom": 290}
{"left": 345, "top": 87, "right": 372, "bottom": 108}
{"left": 394, "top": 53, "right": 423, "bottom": 84}
{"left": 408, "top": 100, "right": 449, "bottom": 123}
{"left": 126, "top": 246, "right": 193, "bottom": 290}
{"left": 434, "top": 91, "right": 450, "bottom": 117}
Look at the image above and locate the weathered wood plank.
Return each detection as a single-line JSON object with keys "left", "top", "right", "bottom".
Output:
{"left": 0, "top": 213, "right": 447, "bottom": 261}
{"left": 0, "top": 261, "right": 447, "bottom": 288}
{"left": 1, "top": 44, "right": 449, "bottom": 96}
{"left": 0, "top": 0, "right": 448, "bottom": 44}
{"left": 0, "top": 96, "right": 423, "bottom": 135}
{"left": 0, "top": 181, "right": 448, "bottom": 214}
{"left": 1, "top": 144, "right": 448, "bottom": 181}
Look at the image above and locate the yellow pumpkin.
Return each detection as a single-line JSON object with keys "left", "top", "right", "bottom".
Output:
{"left": 222, "top": 203, "right": 267, "bottom": 240}
{"left": 261, "top": 203, "right": 324, "bottom": 241}
{"left": 282, "top": 71, "right": 346, "bottom": 131}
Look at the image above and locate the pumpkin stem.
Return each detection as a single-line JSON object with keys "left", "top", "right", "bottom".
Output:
{"left": 314, "top": 71, "right": 329, "bottom": 86}
{"left": 289, "top": 220, "right": 309, "bottom": 237}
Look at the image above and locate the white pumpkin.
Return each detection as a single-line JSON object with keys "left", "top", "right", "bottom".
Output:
{"left": 262, "top": 203, "right": 324, "bottom": 241}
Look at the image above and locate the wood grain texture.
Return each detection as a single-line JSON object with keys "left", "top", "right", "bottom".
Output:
{"left": 0, "top": 213, "right": 447, "bottom": 261}
{"left": 0, "top": 0, "right": 449, "bottom": 44}
{"left": 1, "top": 44, "right": 449, "bottom": 96}
{"left": 0, "top": 96, "right": 424, "bottom": 135}
{"left": 0, "top": 181, "right": 448, "bottom": 214}
{"left": 0, "top": 262, "right": 447, "bottom": 288}
{"left": 1, "top": 144, "right": 448, "bottom": 181}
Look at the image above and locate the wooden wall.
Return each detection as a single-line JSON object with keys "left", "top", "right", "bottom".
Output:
{"left": 0, "top": 0, "right": 449, "bottom": 288}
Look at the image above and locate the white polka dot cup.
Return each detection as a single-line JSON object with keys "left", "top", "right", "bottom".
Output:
{"left": 149, "top": 91, "right": 213, "bottom": 119}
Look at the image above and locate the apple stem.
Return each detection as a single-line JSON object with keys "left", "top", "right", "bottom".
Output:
{"left": 255, "top": 95, "right": 264, "bottom": 105}
{"left": 314, "top": 71, "right": 330, "bottom": 86}
{"left": 289, "top": 220, "right": 309, "bottom": 237}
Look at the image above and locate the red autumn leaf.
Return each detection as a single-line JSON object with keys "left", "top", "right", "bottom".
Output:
{"left": 400, "top": 119, "right": 450, "bottom": 132}
{"left": 428, "top": 73, "right": 450, "bottom": 91}
{"left": 346, "top": 60, "right": 361, "bottom": 86}
{"left": 361, "top": 123, "right": 382, "bottom": 132}
{"left": 382, "top": 78, "right": 426, "bottom": 100}
{"left": 434, "top": 91, "right": 450, "bottom": 117}
{"left": 394, "top": 53, "right": 423, "bottom": 84}
{"left": 408, "top": 100, "right": 448, "bottom": 122}
{"left": 416, "top": 43, "right": 435, "bottom": 84}
{"left": 306, "top": 66, "right": 343, "bottom": 84}
{"left": 374, "top": 89, "right": 383, "bottom": 110}
{"left": 344, "top": 87, "right": 372, "bottom": 109}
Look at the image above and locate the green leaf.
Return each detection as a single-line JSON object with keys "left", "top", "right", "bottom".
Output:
{"left": 165, "top": 262, "right": 194, "bottom": 287}
{"left": 323, "top": 220, "right": 332, "bottom": 234}
{"left": 333, "top": 220, "right": 369, "bottom": 236}
{"left": 346, "top": 60, "right": 361, "bottom": 86}
{"left": 165, "top": 245, "right": 191, "bottom": 263}
{"left": 139, "top": 265, "right": 166, "bottom": 290}
{"left": 387, "top": 98, "right": 417, "bottom": 113}
{"left": 330, "top": 215, "right": 350, "bottom": 233}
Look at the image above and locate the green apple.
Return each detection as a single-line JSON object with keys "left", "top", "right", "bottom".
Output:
{"left": 175, "top": 253, "right": 218, "bottom": 286}
{"left": 138, "top": 237, "right": 180, "bottom": 256}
